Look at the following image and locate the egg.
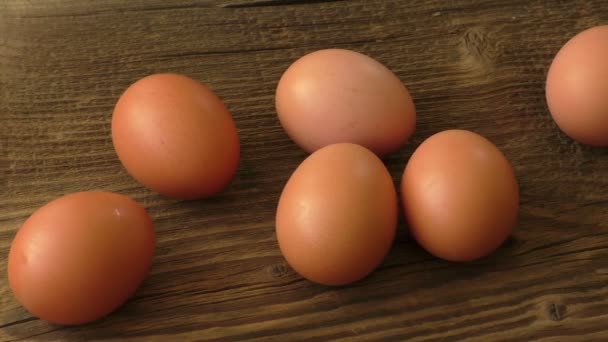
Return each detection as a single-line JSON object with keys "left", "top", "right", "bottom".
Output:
{"left": 112, "top": 73, "right": 240, "bottom": 199}
{"left": 401, "top": 130, "right": 519, "bottom": 262}
{"left": 275, "top": 49, "right": 416, "bottom": 157}
{"left": 546, "top": 25, "right": 608, "bottom": 146}
{"left": 276, "top": 143, "right": 397, "bottom": 286}
{"left": 7, "top": 191, "right": 156, "bottom": 325}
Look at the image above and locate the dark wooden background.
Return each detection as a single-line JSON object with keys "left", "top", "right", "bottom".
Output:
{"left": 1, "top": 0, "right": 607, "bottom": 341}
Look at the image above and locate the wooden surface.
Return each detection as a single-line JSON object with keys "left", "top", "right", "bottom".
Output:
{"left": 1, "top": 0, "right": 608, "bottom": 341}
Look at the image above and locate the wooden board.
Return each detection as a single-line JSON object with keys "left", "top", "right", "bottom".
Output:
{"left": 1, "top": 0, "right": 607, "bottom": 340}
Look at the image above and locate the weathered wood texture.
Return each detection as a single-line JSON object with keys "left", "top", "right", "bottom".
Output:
{"left": 1, "top": 0, "right": 608, "bottom": 341}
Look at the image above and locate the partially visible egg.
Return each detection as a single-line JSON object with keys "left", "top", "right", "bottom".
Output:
{"left": 275, "top": 49, "right": 416, "bottom": 157}
{"left": 401, "top": 130, "right": 519, "bottom": 262}
{"left": 112, "top": 73, "right": 240, "bottom": 200}
{"left": 8, "top": 191, "right": 156, "bottom": 325}
{"left": 276, "top": 143, "right": 397, "bottom": 286}
{"left": 546, "top": 25, "right": 608, "bottom": 146}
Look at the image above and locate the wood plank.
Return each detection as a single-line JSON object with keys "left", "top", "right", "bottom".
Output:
{"left": 1, "top": 0, "right": 607, "bottom": 340}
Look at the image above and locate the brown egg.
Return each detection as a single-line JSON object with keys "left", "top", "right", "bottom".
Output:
{"left": 275, "top": 49, "right": 416, "bottom": 157}
{"left": 546, "top": 25, "right": 608, "bottom": 146}
{"left": 8, "top": 191, "right": 155, "bottom": 325}
{"left": 401, "top": 130, "right": 519, "bottom": 262}
{"left": 276, "top": 143, "right": 397, "bottom": 286}
{"left": 112, "top": 73, "right": 240, "bottom": 199}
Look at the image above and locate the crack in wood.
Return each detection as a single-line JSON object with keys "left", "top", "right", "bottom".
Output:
{"left": 223, "top": 0, "right": 345, "bottom": 8}
{"left": 0, "top": 317, "right": 38, "bottom": 330}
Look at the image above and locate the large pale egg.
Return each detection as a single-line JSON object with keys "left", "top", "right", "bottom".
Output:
{"left": 276, "top": 49, "right": 416, "bottom": 157}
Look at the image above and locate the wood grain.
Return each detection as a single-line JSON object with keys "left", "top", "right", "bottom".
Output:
{"left": 1, "top": 0, "right": 608, "bottom": 341}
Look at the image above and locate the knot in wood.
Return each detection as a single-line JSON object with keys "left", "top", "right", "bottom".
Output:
{"left": 268, "top": 262, "right": 291, "bottom": 278}
{"left": 459, "top": 26, "right": 498, "bottom": 76}
{"left": 547, "top": 303, "right": 567, "bottom": 321}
